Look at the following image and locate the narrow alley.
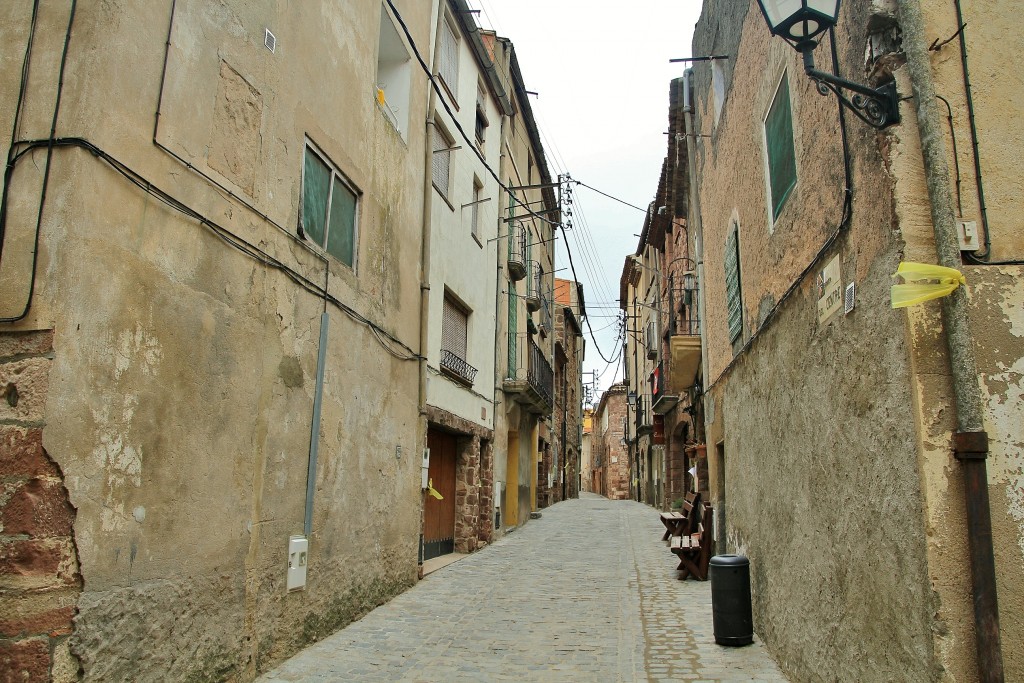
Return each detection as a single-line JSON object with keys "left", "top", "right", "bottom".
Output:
{"left": 257, "top": 494, "right": 786, "bottom": 683}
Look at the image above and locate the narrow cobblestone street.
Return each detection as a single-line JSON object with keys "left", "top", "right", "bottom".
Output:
{"left": 258, "top": 494, "right": 788, "bottom": 682}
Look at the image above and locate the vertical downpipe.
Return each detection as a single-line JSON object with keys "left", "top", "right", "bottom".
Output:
{"left": 304, "top": 312, "right": 330, "bottom": 537}
{"left": 898, "top": 0, "right": 1003, "bottom": 678}
{"left": 416, "top": 1, "right": 445, "bottom": 573}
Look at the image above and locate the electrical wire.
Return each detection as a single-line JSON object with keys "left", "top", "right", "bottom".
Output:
{"left": 573, "top": 180, "right": 650, "bottom": 214}
{"left": 6, "top": 137, "right": 422, "bottom": 360}
{"left": 0, "top": 0, "right": 76, "bottom": 323}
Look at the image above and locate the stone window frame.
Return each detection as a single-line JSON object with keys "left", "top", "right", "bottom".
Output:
{"left": 300, "top": 139, "right": 360, "bottom": 270}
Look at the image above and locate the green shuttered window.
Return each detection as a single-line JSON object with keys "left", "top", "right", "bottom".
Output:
{"left": 765, "top": 73, "right": 797, "bottom": 221}
{"left": 725, "top": 224, "right": 743, "bottom": 343}
{"left": 301, "top": 144, "right": 358, "bottom": 268}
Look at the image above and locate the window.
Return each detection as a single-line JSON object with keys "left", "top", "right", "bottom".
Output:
{"left": 438, "top": 15, "right": 459, "bottom": 98}
{"left": 376, "top": 6, "right": 412, "bottom": 138}
{"left": 432, "top": 125, "right": 454, "bottom": 200}
{"left": 441, "top": 293, "right": 476, "bottom": 385}
{"left": 712, "top": 59, "right": 727, "bottom": 127}
{"left": 724, "top": 220, "right": 743, "bottom": 344}
{"left": 301, "top": 143, "right": 358, "bottom": 268}
{"left": 475, "top": 83, "right": 489, "bottom": 146}
{"left": 764, "top": 72, "right": 797, "bottom": 222}
{"left": 471, "top": 178, "right": 483, "bottom": 240}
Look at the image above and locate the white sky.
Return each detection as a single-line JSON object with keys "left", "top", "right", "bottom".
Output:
{"left": 477, "top": 1, "right": 704, "bottom": 404}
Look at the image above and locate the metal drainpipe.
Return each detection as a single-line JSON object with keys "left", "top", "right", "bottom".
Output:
{"left": 897, "top": 1, "right": 1003, "bottom": 679}
{"left": 682, "top": 69, "right": 711, "bottom": 424}
{"left": 491, "top": 38, "right": 513, "bottom": 534}
{"left": 416, "top": 2, "right": 445, "bottom": 572}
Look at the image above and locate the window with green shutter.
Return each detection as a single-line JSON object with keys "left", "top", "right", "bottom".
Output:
{"left": 764, "top": 72, "right": 797, "bottom": 221}
{"left": 724, "top": 223, "right": 743, "bottom": 343}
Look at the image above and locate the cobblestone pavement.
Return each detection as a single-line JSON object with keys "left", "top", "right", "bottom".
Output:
{"left": 257, "top": 493, "right": 788, "bottom": 682}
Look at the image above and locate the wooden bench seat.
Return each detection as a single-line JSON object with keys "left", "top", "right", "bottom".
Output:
{"left": 659, "top": 491, "right": 701, "bottom": 541}
{"left": 670, "top": 503, "right": 714, "bottom": 581}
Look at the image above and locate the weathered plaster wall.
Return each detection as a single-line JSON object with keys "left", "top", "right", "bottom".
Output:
{"left": 893, "top": 0, "right": 1024, "bottom": 677}
{"left": 0, "top": 0, "right": 432, "bottom": 680}
{"left": 693, "top": 1, "right": 943, "bottom": 679}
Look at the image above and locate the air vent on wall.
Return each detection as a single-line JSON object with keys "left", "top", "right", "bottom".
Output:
{"left": 844, "top": 282, "right": 855, "bottom": 315}
{"left": 265, "top": 29, "right": 277, "bottom": 53}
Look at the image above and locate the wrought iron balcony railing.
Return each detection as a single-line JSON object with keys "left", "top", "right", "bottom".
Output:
{"left": 525, "top": 261, "right": 542, "bottom": 312}
{"left": 440, "top": 348, "right": 478, "bottom": 385}
{"left": 507, "top": 221, "right": 527, "bottom": 281}
{"left": 503, "top": 334, "right": 553, "bottom": 414}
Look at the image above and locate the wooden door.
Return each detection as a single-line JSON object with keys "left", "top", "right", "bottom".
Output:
{"left": 423, "top": 430, "right": 457, "bottom": 560}
{"left": 505, "top": 433, "right": 519, "bottom": 528}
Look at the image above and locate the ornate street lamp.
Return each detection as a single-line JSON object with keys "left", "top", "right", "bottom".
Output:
{"left": 754, "top": 0, "right": 900, "bottom": 129}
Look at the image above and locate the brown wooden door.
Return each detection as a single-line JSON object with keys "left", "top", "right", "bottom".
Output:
{"left": 423, "top": 430, "right": 457, "bottom": 560}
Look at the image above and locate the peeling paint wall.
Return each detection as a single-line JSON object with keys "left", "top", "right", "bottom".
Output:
{"left": 0, "top": 1, "right": 433, "bottom": 680}
{"left": 893, "top": 0, "right": 1024, "bottom": 677}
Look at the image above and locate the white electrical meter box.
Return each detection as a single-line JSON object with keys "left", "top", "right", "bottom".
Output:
{"left": 287, "top": 535, "right": 308, "bottom": 591}
{"left": 421, "top": 448, "right": 430, "bottom": 490}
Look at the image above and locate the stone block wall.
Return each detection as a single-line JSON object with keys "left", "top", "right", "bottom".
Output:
{"left": 595, "top": 387, "right": 630, "bottom": 500}
{"left": 0, "top": 331, "right": 81, "bottom": 682}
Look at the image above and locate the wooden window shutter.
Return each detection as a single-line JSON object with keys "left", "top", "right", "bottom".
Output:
{"left": 725, "top": 226, "right": 743, "bottom": 342}
{"left": 765, "top": 73, "right": 797, "bottom": 220}
{"left": 432, "top": 126, "right": 451, "bottom": 198}
{"left": 439, "top": 18, "right": 459, "bottom": 97}
{"left": 442, "top": 296, "right": 468, "bottom": 359}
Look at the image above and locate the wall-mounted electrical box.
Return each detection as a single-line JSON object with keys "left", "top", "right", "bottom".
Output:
{"left": 957, "top": 220, "right": 979, "bottom": 251}
{"left": 421, "top": 448, "right": 430, "bottom": 490}
{"left": 287, "top": 535, "right": 308, "bottom": 591}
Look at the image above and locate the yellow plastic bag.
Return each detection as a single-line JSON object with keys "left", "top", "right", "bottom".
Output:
{"left": 426, "top": 478, "right": 443, "bottom": 500}
{"left": 890, "top": 261, "right": 966, "bottom": 308}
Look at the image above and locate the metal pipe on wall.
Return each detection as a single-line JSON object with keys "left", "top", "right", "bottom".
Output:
{"left": 897, "top": 0, "right": 1004, "bottom": 678}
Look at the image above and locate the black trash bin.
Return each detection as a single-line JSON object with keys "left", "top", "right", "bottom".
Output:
{"left": 709, "top": 554, "right": 753, "bottom": 646}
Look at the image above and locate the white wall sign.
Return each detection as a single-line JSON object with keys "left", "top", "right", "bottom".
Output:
{"left": 817, "top": 256, "right": 843, "bottom": 324}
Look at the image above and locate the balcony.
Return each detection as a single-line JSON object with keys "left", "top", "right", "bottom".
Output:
{"left": 525, "top": 261, "right": 544, "bottom": 311}
{"left": 507, "top": 221, "right": 527, "bottom": 281}
{"left": 440, "top": 349, "right": 478, "bottom": 386}
{"left": 635, "top": 395, "right": 653, "bottom": 435}
{"left": 668, "top": 313, "right": 701, "bottom": 394}
{"left": 651, "top": 362, "right": 679, "bottom": 415}
{"left": 539, "top": 294, "right": 552, "bottom": 337}
{"left": 503, "top": 335, "right": 553, "bottom": 415}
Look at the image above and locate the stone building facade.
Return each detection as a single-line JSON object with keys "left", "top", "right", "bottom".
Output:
{"left": 539, "top": 278, "right": 584, "bottom": 507}
{"left": 688, "top": 0, "right": 1023, "bottom": 679}
{"left": 593, "top": 385, "right": 630, "bottom": 500}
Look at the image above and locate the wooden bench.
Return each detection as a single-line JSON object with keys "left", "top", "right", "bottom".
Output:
{"left": 670, "top": 503, "right": 714, "bottom": 581}
{"left": 659, "top": 491, "right": 701, "bottom": 542}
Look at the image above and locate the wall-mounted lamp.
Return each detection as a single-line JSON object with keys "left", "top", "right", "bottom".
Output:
{"left": 754, "top": 0, "right": 899, "bottom": 129}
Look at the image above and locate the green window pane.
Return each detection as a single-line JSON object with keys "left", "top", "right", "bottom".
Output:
{"left": 326, "top": 177, "right": 356, "bottom": 267}
{"left": 303, "top": 149, "right": 330, "bottom": 247}
{"left": 765, "top": 74, "right": 797, "bottom": 220}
